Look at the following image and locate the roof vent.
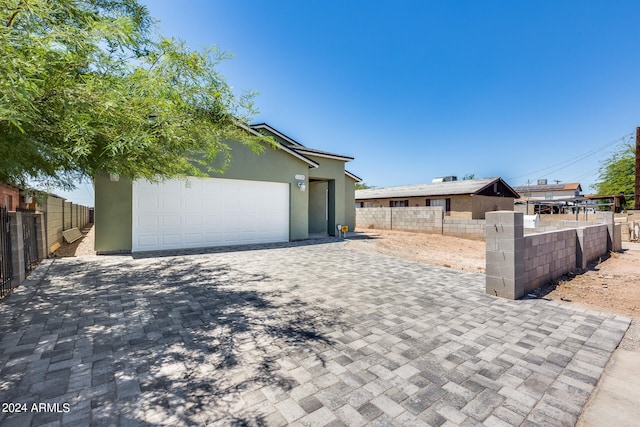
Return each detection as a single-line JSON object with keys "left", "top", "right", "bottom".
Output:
{"left": 432, "top": 176, "right": 458, "bottom": 183}
{"left": 537, "top": 179, "right": 547, "bottom": 185}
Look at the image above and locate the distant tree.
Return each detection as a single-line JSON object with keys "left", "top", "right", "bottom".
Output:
{"left": 0, "top": 0, "right": 265, "bottom": 190}
{"left": 462, "top": 173, "right": 475, "bottom": 180}
{"left": 355, "top": 182, "right": 374, "bottom": 190}
{"left": 593, "top": 142, "right": 635, "bottom": 205}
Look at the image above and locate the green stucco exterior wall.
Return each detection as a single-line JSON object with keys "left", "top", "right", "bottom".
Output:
{"left": 344, "top": 176, "right": 356, "bottom": 231}
{"left": 94, "top": 173, "right": 133, "bottom": 253}
{"left": 95, "top": 137, "right": 357, "bottom": 252}
{"left": 308, "top": 156, "right": 347, "bottom": 236}
{"left": 95, "top": 140, "right": 311, "bottom": 253}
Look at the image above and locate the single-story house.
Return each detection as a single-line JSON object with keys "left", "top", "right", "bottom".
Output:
{"left": 95, "top": 123, "right": 361, "bottom": 253}
{"left": 0, "top": 182, "right": 20, "bottom": 210}
{"left": 355, "top": 177, "right": 520, "bottom": 219}
{"left": 512, "top": 181, "right": 584, "bottom": 215}
{"left": 0, "top": 182, "right": 39, "bottom": 211}
{"left": 512, "top": 180, "right": 582, "bottom": 200}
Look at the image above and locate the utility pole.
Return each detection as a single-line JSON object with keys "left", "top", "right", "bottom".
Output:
{"left": 636, "top": 127, "right": 640, "bottom": 210}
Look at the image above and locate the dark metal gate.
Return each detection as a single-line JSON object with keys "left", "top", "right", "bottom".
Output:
{"left": 21, "top": 211, "right": 38, "bottom": 274}
{"left": 0, "top": 207, "right": 12, "bottom": 299}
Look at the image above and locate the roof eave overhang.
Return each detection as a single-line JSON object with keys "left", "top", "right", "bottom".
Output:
{"left": 250, "top": 123, "right": 304, "bottom": 147}
{"left": 474, "top": 177, "right": 521, "bottom": 199}
{"left": 243, "top": 124, "right": 319, "bottom": 169}
{"left": 295, "top": 149, "right": 354, "bottom": 162}
{"left": 345, "top": 170, "right": 362, "bottom": 183}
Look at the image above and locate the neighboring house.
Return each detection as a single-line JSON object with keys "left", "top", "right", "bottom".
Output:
{"left": 355, "top": 177, "right": 519, "bottom": 219}
{"left": 513, "top": 181, "right": 583, "bottom": 215}
{"left": 512, "top": 180, "right": 582, "bottom": 200}
{"left": 0, "top": 182, "right": 37, "bottom": 211}
{"left": 0, "top": 183, "right": 20, "bottom": 210}
{"left": 94, "top": 123, "right": 360, "bottom": 253}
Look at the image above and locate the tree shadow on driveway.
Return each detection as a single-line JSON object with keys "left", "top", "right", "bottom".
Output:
{"left": 0, "top": 255, "right": 343, "bottom": 425}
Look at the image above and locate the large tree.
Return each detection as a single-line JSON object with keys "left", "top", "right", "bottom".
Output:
{"left": 593, "top": 141, "right": 635, "bottom": 201}
{"left": 1, "top": 0, "right": 265, "bottom": 190}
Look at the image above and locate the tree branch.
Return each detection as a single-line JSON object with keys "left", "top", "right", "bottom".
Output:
{"left": 5, "top": 0, "right": 25, "bottom": 27}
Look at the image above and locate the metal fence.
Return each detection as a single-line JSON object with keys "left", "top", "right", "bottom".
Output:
{"left": 21, "top": 211, "right": 38, "bottom": 274}
{"left": 0, "top": 207, "right": 12, "bottom": 299}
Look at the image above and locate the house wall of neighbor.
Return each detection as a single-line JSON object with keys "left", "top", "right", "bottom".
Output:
{"left": 0, "top": 184, "right": 19, "bottom": 210}
{"left": 472, "top": 196, "right": 514, "bottom": 220}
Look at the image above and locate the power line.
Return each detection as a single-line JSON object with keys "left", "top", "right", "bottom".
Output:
{"left": 507, "top": 132, "right": 633, "bottom": 183}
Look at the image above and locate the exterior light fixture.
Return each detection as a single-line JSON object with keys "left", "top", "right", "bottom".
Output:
{"left": 298, "top": 182, "right": 306, "bottom": 192}
{"left": 110, "top": 173, "right": 120, "bottom": 182}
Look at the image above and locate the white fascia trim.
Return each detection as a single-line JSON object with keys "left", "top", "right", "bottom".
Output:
{"left": 345, "top": 170, "right": 362, "bottom": 182}
{"left": 250, "top": 124, "right": 304, "bottom": 147}
{"left": 294, "top": 149, "right": 354, "bottom": 162}
{"left": 244, "top": 125, "right": 319, "bottom": 168}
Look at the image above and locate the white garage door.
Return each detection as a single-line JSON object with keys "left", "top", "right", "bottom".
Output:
{"left": 132, "top": 177, "right": 289, "bottom": 252}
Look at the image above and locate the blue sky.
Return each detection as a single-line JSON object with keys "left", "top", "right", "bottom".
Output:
{"left": 60, "top": 0, "right": 640, "bottom": 205}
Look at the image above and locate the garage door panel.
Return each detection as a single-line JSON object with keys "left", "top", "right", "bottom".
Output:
{"left": 132, "top": 177, "right": 289, "bottom": 252}
{"left": 137, "top": 235, "right": 159, "bottom": 249}
{"left": 184, "top": 216, "right": 203, "bottom": 227}
{"left": 162, "top": 216, "right": 182, "bottom": 227}
{"left": 135, "top": 215, "right": 159, "bottom": 228}
{"left": 184, "top": 198, "right": 203, "bottom": 210}
{"left": 184, "top": 234, "right": 203, "bottom": 244}
{"left": 204, "top": 232, "right": 223, "bottom": 243}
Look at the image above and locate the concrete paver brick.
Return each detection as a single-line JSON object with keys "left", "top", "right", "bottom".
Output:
{"left": 0, "top": 241, "right": 629, "bottom": 425}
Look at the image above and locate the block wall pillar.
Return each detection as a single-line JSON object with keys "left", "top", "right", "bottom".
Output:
{"left": 596, "top": 212, "right": 614, "bottom": 252}
{"left": 35, "top": 213, "right": 47, "bottom": 259}
{"left": 9, "top": 212, "right": 25, "bottom": 288}
{"left": 485, "top": 211, "right": 525, "bottom": 299}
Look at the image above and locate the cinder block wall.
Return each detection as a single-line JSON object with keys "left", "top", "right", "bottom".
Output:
{"left": 524, "top": 229, "right": 576, "bottom": 293}
{"left": 486, "top": 211, "right": 614, "bottom": 299}
{"left": 577, "top": 224, "right": 608, "bottom": 269}
{"left": 356, "top": 206, "right": 461, "bottom": 235}
{"left": 472, "top": 196, "right": 514, "bottom": 219}
{"left": 539, "top": 214, "right": 598, "bottom": 222}
{"left": 356, "top": 207, "right": 488, "bottom": 239}
{"left": 41, "top": 197, "right": 91, "bottom": 256}
{"left": 45, "top": 197, "right": 64, "bottom": 252}
{"left": 443, "top": 219, "right": 485, "bottom": 239}
{"left": 356, "top": 207, "right": 392, "bottom": 230}
{"left": 64, "top": 201, "right": 72, "bottom": 230}
{"left": 390, "top": 207, "right": 444, "bottom": 233}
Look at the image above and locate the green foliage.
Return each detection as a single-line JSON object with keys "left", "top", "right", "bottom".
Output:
{"left": 593, "top": 141, "right": 635, "bottom": 203}
{"left": 0, "top": 0, "right": 267, "bottom": 189}
{"left": 462, "top": 173, "right": 475, "bottom": 180}
{"left": 355, "top": 182, "right": 373, "bottom": 190}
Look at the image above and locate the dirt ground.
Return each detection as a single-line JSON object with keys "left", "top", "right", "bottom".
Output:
{"left": 52, "top": 224, "right": 96, "bottom": 257}
{"left": 345, "top": 229, "right": 487, "bottom": 273}
{"left": 346, "top": 228, "right": 640, "bottom": 350}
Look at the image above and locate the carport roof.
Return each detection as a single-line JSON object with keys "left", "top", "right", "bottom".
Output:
{"left": 355, "top": 177, "right": 520, "bottom": 199}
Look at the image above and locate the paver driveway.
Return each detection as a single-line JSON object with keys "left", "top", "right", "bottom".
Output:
{"left": 0, "top": 241, "right": 630, "bottom": 426}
